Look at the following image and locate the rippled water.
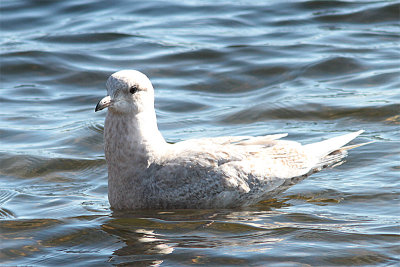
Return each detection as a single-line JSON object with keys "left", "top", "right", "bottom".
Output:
{"left": 1, "top": 0, "right": 399, "bottom": 265}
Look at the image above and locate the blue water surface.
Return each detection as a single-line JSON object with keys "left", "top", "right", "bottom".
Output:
{"left": 1, "top": 0, "right": 399, "bottom": 266}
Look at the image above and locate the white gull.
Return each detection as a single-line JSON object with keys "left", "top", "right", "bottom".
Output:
{"left": 95, "top": 70, "right": 371, "bottom": 210}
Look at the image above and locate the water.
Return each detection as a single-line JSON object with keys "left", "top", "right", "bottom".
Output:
{"left": 1, "top": 0, "right": 399, "bottom": 265}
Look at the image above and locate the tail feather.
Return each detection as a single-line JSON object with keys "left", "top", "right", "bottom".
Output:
{"left": 339, "top": 141, "right": 375, "bottom": 152}
{"left": 312, "top": 150, "right": 348, "bottom": 171}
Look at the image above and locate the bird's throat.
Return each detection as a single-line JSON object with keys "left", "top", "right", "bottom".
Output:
{"left": 104, "top": 111, "right": 167, "bottom": 168}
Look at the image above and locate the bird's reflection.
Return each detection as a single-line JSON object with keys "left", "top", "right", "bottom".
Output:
{"left": 101, "top": 199, "right": 290, "bottom": 265}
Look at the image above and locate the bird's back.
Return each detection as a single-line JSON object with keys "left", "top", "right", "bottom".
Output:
{"left": 129, "top": 136, "right": 315, "bottom": 209}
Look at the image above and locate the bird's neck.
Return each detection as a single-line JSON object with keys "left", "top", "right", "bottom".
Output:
{"left": 104, "top": 110, "right": 167, "bottom": 167}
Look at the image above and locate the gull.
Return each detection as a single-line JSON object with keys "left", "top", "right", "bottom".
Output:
{"left": 95, "top": 70, "right": 371, "bottom": 210}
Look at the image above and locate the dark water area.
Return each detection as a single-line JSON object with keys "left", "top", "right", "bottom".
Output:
{"left": 1, "top": 0, "right": 399, "bottom": 266}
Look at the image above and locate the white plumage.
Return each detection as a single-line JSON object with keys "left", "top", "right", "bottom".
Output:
{"left": 95, "top": 70, "right": 370, "bottom": 210}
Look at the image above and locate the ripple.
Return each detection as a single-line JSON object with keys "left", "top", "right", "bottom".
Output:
{"left": 1, "top": 51, "right": 72, "bottom": 82}
{"left": 0, "top": 154, "right": 104, "bottom": 179}
{"left": 0, "top": 0, "right": 399, "bottom": 265}
{"left": 314, "top": 2, "right": 400, "bottom": 24}
{"left": 220, "top": 102, "right": 400, "bottom": 124}
{"left": 35, "top": 32, "right": 134, "bottom": 45}
{"left": 0, "top": 190, "right": 18, "bottom": 219}
{"left": 303, "top": 56, "right": 366, "bottom": 79}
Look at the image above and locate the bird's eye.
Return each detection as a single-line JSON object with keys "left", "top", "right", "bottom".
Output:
{"left": 129, "top": 86, "right": 138, "bottom": 94}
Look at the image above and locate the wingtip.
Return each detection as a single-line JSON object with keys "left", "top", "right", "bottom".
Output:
{"left": 344, "top": 130, "right": 365, "bottom": 140}
{"left": 304, "top": 129, "right": 369, "bottom": 158}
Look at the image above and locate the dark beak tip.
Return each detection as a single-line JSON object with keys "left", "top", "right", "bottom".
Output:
{"left": 95, "top": 103, "right": 101, "bottom": 112}
{"left": 95, "top": 96, "right": 111, "bottom": 112}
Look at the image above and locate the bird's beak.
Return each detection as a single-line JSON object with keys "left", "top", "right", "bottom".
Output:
{"left": 95, "top": 96, "right": 112, "bottom": 112}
